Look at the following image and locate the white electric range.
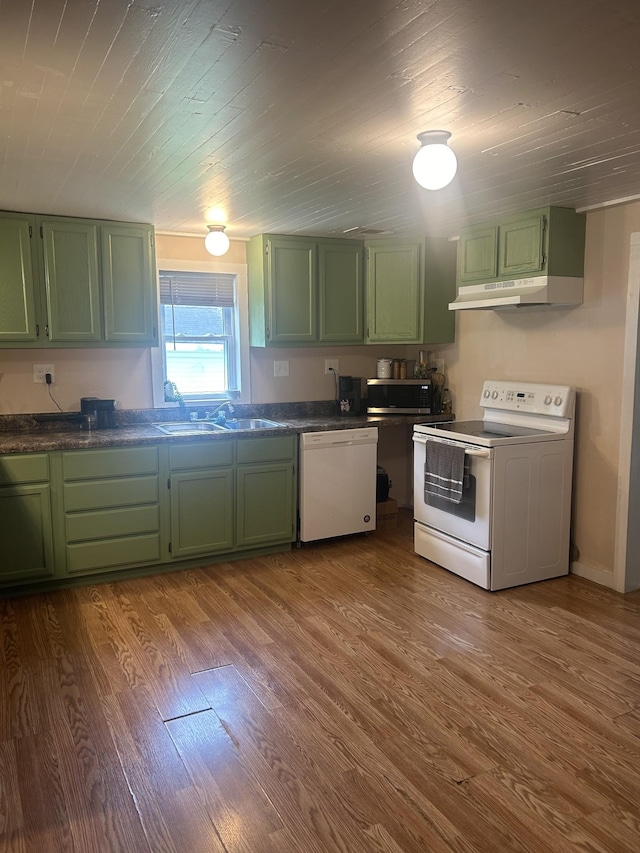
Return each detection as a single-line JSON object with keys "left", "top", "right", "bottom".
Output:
{"left": 412, "top": 380, "right": 576, "bottom": 591}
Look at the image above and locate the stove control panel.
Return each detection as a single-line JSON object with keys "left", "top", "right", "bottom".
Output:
{"left": 481, "top": 381, "right": 574, "bottom": 417}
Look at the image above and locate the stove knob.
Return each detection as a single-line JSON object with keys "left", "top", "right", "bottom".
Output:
{"left": 544, "top": 395, "right": 552, "bottom": 405}
{"left": 491, "top": 390, "right": 498, "bottom": 399}
{"left": 554, "top": 395, "right": 563, "bottom": 407}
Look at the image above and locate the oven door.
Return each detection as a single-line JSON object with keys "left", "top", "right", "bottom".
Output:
{"left": 412, "top": 433, "right": 492, "bottom": 550}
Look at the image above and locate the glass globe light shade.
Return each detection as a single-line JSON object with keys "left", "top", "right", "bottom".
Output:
{"left": 205, "top": 225, "right": 230, "bottom": 256}
{"left": 412, "top": 131, "right": 458, "bottom": 191}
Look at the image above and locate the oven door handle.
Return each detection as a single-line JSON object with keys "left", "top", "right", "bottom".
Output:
{"left": 412, "top": 434, "right": 491, "bottom": 458}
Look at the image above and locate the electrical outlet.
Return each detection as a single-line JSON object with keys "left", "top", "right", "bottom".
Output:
{"left": 324, "top": 358, "right": 339, "bottom": 375}
{"left": 33, "top": 364, "right": 55, "bottom": 384}
{"left": 273, "top": 360, "right": 289, "bottom": 377}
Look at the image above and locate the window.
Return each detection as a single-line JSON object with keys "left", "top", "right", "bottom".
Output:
{"left": 152, "top": 259, "right": 250, "bottom": 406}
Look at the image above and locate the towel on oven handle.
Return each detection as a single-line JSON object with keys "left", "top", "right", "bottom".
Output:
{"left": 424, "top": 441, "right": 465, "bottom": 504}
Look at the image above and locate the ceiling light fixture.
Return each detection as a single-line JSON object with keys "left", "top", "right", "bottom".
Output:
{"left": 204, "top": 224, "right": 230, "bottom": 256}
{"left": 412, "top": 130, "right": 458, "bottom": 190}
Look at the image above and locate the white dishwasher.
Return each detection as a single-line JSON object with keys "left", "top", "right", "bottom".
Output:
{"left": 298, "top": 427, "right": 378, "bottom": 542}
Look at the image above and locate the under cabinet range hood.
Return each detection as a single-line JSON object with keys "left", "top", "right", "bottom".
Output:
{"left": 448, "top": 276, "right": 584, "bottom": 311}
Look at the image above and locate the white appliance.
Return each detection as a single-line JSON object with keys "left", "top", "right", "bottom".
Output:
{"left": 412, "top": 380, "right": 575, "bottom": 591}
{"left": 448, "top": 276, "right": 583, "bottom": 311}
{"left": 299, "top": 428, "right": 378, "bottom": 542}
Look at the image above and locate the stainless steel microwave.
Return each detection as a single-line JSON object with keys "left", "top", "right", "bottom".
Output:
{"left": 366, "top": 378, "right": 438, "bottom": 414}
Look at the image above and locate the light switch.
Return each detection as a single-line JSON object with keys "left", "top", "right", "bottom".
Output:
{"left": 273, "top": 360, "right": 289, "bottom": 377}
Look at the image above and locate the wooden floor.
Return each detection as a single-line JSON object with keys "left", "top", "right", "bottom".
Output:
{"left": 2, "top": 510, "right": 640, "bottom": 852}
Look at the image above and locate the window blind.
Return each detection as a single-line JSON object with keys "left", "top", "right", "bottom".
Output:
{"left": 158, "top": 271, "right": 235, "bottom": 308}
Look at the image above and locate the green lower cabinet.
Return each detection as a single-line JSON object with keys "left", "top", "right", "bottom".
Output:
{"left": 0, "top": 483, "right": 55, "bottom": 585}
{"left": 61, "top": 446, "right": 161, "bottom": 576}
{"left": 236, "top": 462, "right": 295, "bottom": 548}
{"left": 169, "top": 468, "right": 234, "bottom": 558}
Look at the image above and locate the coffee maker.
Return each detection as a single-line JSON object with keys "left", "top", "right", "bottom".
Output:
{"left": 80, "top": 397, "right": 116, "bottom": 430}
{"left": 337, "top": 376, "right": 362, "bottom": 416}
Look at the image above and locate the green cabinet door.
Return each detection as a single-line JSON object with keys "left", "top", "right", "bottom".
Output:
{"left": 267, "top": 237, "right": 317, "bottom": 343}
{"left": 498, "top": 215, "right": 545, "bottom": 277}
{"left": 0, "top": 484, "right": 55, "bottom": 585}
{"left": 102, "top": 223, "right": 157, "bottom": 344}
{"left": 318, "top": 241, "right": 363, "bottom": 342}
{"left": 458, "top": 226, "right": 498, "bottom": 284}
{"left": 170, "top": 468, "right": 234, "bottom": 558}
{"left": 0, "top": 213, "right": 39, "bottom": 342}
{"left": 236, "top": 462, "right": 294, "bottom": 547}
{"left": 41, "top": 218, "right": 102, "bottom": 342}
{"left": 366, "top": 240, "right": 423, "bottom": 343}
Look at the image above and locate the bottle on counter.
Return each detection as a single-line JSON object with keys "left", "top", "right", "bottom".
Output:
{"left": 441, "top": 388, "right": 452, "bottom": 416}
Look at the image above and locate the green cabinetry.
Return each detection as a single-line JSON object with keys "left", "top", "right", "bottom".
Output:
{"left": 3, "top": 433, "right": 297, "bottom": 591}
{"left": 457, "top": 207, "right": 586, "bottom": 287}
{"left": 248, "top": 234, "right": 364, "bottom": 345}
{"left": 0, "top": 213, "right": 39, "bottom": 342}
{"left": 168, "top": 441, "right": 235, "bottom": 559}
{"left": 236, "top": 436, "right": 296, "bottom": 548}
{"left": 248, "top": 233, "right": 456, "bottom": 347}
{"left": 0, "top": 210, "right": 157, "bottom": 348}
{"left": 60, "top": 446, "right": 161, "bottom": 575}
{"left": 365, "top": 237, "right": 456, "bottom": 344}
{"left": 102, "top": 223, "right": 157, "bottom": 344}
{"left": 0, "top": 454, "right": 55, "bottom": 586}
{"left": 42, "top": 217, "right": 102, "bottom": 342}
{"left": 167, "top": 435, "right": 296, "bottom": 556}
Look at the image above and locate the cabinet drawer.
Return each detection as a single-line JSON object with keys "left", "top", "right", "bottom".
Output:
{"left": 66, "top": 533, "right": 160, "bottom": 574}
{"left": 62, "top": 446, "right": 158, "bottom": 480}
{"left": 66, "top": 505, "right": 160, "bottom": 543}
{"left": 169, "top": 440, "right": 234, "bottom": 471}
{"left": 236, "top": 436, "right": 295, "bottom": 464}
{"left": 0, "top": 453, "right": 49, "bottom": 485}
{"left": 64, "top": 475, "right": 158, "bottom": 512}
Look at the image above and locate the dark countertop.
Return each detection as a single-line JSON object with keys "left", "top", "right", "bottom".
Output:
{"left": 0, "top": 412, "right": 452, "bottom": 455}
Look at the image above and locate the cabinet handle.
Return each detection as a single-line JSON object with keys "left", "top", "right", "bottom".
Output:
{"left": 36, "top": 324, "right": 39, "bottom": 337}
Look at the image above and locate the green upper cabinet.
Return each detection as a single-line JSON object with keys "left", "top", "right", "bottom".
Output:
{"left": 268, "top": 236, "right": 317, "bottom": 344}
{"left": 102, "top": 223, "right": 157, "bottom": 344}
{"left": 248, "top": 234, "right": 364, "bottom": 346}
{"left": 457, "top": 207, "right": 586, "bottom": 288}
{"left": 41, "top": 218, "right": 102, "bottom": 342}
{"left": 0, "top": 210, "right": 157, "bottom": 348}
{"left": 365, "top": 237, "right": 456, "bottom": 345}
{"left": 0, "top": 212, "right": 39, "bottom": 342}
{"left": 318, "top": 241, "right": 364, "bottom": 342}
{"left": 366, "top": 240, "right": 423, "bottom": 343}
{"left": 458, "top": 226, "right": 498, "bottom": 283}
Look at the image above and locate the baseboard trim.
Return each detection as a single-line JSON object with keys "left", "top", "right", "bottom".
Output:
{"left": 570, "top": 560, "right": 615, "bottom": 589}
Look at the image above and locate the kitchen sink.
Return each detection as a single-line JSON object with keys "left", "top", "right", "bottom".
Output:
{"left": 153, "top": 418, "right": 284, "bottom": 435}
{"left": 153, "top": 421, "right": 228, "bottom": 435}
{"left": 222, "top": 418, "right": 284, "bottom": 430}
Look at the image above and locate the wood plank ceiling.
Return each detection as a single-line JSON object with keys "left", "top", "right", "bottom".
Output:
{"left": 0, "top": 0, "right": 639, "bottom": 239}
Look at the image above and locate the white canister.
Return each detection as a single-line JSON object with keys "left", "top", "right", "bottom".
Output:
{"left": 377, "top": 358, "right": 393, "bottom": 378}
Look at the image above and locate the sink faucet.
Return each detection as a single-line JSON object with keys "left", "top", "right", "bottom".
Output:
{"left": 205, "top": 401, "right": 235, "bottom": 424}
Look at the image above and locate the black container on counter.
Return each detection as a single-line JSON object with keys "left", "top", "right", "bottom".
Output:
{"left": 337, "top": 376, "right": 362, "bottom": 416}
